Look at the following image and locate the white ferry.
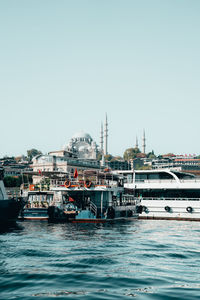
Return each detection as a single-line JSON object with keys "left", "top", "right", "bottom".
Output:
{"left": 117, "top": 168, "right": 200, "bottom": 221}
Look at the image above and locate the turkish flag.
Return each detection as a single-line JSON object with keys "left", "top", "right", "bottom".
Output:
{"left": 74, "top": 168, "right": 78, "bottom": 178}
{"left": 69, "top": 197, "right": 75, "bottom": 202}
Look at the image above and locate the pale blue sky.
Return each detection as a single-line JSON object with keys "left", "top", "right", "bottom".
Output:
{"left": 0, "top": 0, "right": 200, "bottom": 157}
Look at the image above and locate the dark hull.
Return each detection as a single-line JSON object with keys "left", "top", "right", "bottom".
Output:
{"left": 48, "top": 206, "right": 138, "bottom": 223}
{"left": 19, "top": 208, "right": 49, "bottom": 221}
{"left": 0, "top": 198, "right": 24, "bottom": 224}
{"left": 48, "top": 206, "right": 76, "bottom": 222}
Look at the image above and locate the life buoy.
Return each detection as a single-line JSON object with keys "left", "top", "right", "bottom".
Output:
{"left": 64, "top": 180, "right": 71, "bottom": 188}
{"left": 186, "top": 206, "right": 193, "bottom": 213}
{"left": 165, "top": 206, "right": 171, "bottom": 212}
{"left": 84, "top": 180, "right": 91, "bottom": 188}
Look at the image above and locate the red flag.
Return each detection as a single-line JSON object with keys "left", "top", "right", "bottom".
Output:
{"left": 69, "top": 196, "right": 75, "bottom": 202}
{"left": 74, "top": 168, "right": 78, "bottom": 178}
{"left": 38, "top": 169, "right": 42, "bottom": 175}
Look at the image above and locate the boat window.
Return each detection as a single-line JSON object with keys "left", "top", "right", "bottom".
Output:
{"left": 135, "top": 174, "right": 148, "bottom": 181}
{"left": 47, "top": 194, "right": 53, "bottom": 203}
{"left": 173, "top": 172, "right": 195, "bottom": 179}
{"left": 135, "top": 172, "right": 174, "bottom": 181}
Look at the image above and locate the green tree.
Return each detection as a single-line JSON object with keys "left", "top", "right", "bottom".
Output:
{"left": 27, "top": 149, "right": 42, "bottom": 161}
{"left": 146, "top": 150, "right": 157, "bottom": 159}
{"left": 4, "top": 176, "right": 18, "bottom": 187}
{"left": 104, "top": 154, "right": 113, "bottom": 161}
{"left": 4, "top": 175, "right": 32, "bottom": 187}
{"left": 123, "top": 148, "right": 141, "bottom": 161}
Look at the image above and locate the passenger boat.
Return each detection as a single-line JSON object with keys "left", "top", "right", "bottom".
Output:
{"left": 19, "top": 189, "right": 54, "bottom": 220}
{"left": 118, "top": 168, "right": 200, "bottom": 221}
{"left": 0, "top": 168, "right": 24, "bottom": 224}
{"left": 47, "top": 170, "right": 140, "bottom": 223}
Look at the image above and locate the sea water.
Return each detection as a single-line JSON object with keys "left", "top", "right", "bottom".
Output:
{"left": 0, "top": 220, "right": 200, "bottom": 300}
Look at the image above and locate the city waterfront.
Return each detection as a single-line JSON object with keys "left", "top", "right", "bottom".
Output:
{"left": 0, "top": 220, "right": 200, "bottom": 299}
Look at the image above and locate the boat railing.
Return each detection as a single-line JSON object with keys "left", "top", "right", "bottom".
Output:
{"left": 135, "top": 179, "right": 200, "bottom": 184}
{"left": 89, "top": 201, "right": 97, "bottom": 216}
{"left": 140, "top": 197, "right": 200, "bottom": 201}
{"left": 113, "top": 194, "right": 137, "bottom": 207}
{"left": 50, "top": 178, "right": 117, "bottom": 189}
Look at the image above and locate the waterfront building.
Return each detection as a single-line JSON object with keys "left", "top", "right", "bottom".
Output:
{"left": 31, "top": 132, "right": 101, "bottom": 184}
{"left": 107, "top": 160, "right": 131, "bottom": 171}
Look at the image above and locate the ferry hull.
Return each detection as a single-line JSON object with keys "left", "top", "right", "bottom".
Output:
{"left": 139, "top": 199, "right": 200, "bottom": 221}
{"left": 72, "top": 216, "right": 138, "bottom": 224}
{"left": 139, "top": 216, "right": 200, "bottom": 221}
{"left": 19, "top": 208, "right": 49, "bottom": 221}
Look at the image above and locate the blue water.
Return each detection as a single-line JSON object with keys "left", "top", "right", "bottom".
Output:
{"left": 0, "top": 220, "right": 200, "bottom": 300}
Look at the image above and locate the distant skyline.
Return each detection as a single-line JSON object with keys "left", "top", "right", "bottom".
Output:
{"left": 1, "top": 0, "right": 200, "bottom": 158}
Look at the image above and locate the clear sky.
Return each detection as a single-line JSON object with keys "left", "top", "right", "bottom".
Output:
{"left": 0, "top": 0, "right": 200, "bottom": 158}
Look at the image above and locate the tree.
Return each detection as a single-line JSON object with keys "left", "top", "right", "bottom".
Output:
{"left": 4, "top": 176, "right": 18, "bottom": 187}
{"left": 97, "top": 153, "right": 102, "bottom": 161}
{"left": 104, "top": 154, "right": 113, "bottom": 161}
{"left": 4, "top": 175, "right": 32, "bottom": 187}
{"left": 146, "top": 150, "right": 157, "bottom": 159}
{"left": 123, "top": 148, "right": 141, "bottom": 161}
{"left": 27, "top": 149, "right": 42, "bottom": 161}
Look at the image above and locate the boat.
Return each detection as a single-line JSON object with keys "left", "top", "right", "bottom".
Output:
{"left": 47, "top": 170, "right": 140, "bottom": 223}
{"left": 19, "top": 188, "right": 55, "bottom": 220}
{"left": 117, "top": 168, "right": 200, "bottom": 221}
{"left": 0, "top": 168, "right": 24, "bottom": 224}
{"left": 19, "top": 171, "right": 68, "bottom": 221}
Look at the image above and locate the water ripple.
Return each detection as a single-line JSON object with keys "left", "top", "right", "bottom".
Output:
{"left": 0, "top": 220, "right": 200, "bottom": 299}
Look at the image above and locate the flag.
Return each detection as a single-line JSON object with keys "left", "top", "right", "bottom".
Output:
{"left": 74, "top": 168, "right": 78, "bottom": 178}
{"left": 38, "top": 169, "right": 42, "bottom": 175}
{"left": 69, "top": 196, "right": 75, "bottom": 202}
{"left": 29, "top": 184, "right": 35, "bottom": 191}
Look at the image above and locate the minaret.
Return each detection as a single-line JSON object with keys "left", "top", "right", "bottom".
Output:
{"left": 100, "top": 122, "right": 103, "bottom": 153}
{"left": 135, "top": 136, "right": 139, "bottom": 149}
{"left": 142, "top": 130, "right": 146, "bottom": 154}
{"left": 104, "top": 113, "right": 108, "bottom": 155}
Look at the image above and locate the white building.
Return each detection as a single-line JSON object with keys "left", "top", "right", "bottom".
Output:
{"left": 31, "top": 132, "right": 101, "bottom": 183}
{"left": 64, "top": 131, "right": 99, "bottom": 160}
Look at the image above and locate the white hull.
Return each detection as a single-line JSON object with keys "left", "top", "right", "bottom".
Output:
{"left": 139, "top": 198, "right": 200, "bottom": 221}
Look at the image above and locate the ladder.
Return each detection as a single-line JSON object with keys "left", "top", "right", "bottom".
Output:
{"left": 89, "top": 201, "right": 97, "bottom": 217}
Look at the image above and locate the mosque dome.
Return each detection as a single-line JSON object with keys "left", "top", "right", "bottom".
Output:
{"left": 72, "top": 131, "right": 92, "bottom": 141}
{"left": 63, "top": 130, "right": 98, "bottom": 159}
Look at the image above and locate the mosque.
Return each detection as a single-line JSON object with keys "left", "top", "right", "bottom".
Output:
{"left": 64, "top": 131, "right": 99, "bottom": 160}
{"left": 31, "top": 115, "right": 146, "bottom": 182}
{"left": 63, "top": 114, "right": 109, "bottom": 160}
{"left": 31, "top": 115, "right": 109, "bottom": 182}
